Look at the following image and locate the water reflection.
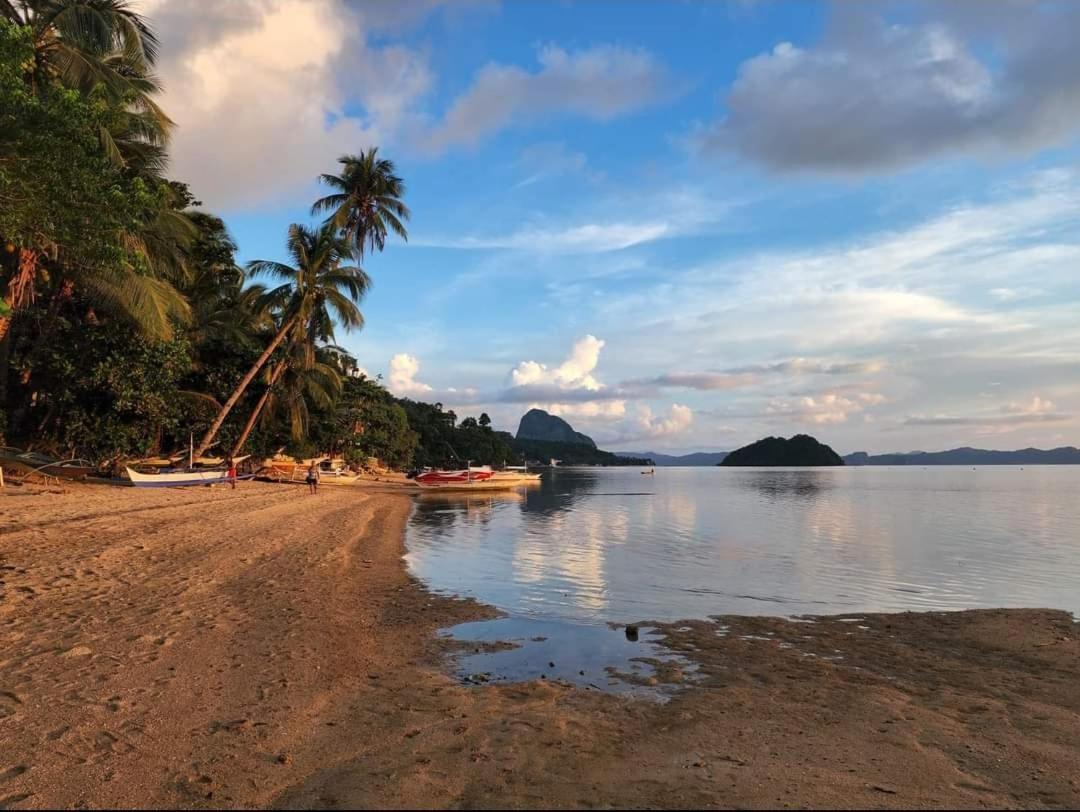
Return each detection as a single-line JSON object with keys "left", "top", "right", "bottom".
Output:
{"left": 406, "top": 466, "right": 1080, "bottom": 625}
{"left": 739, "top": 468, "right": 835, "bottom": 499}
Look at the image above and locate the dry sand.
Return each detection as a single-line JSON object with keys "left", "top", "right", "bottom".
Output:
{"left": 0, "top": 480, "right": 1077, "bottom": 809}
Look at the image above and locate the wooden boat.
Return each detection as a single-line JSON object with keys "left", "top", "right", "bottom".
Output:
{"left": 0, "top": 447, "right": 95, "bottom": 481}
{"left": 126, "top": 467, "right": 229, "bottom": 487}
{"left": 125, "top": 457, "right": 248, "bottom": 488}
{"left": 415, "top": 466, "right": 494, "bottom": 488}
{"left": 490, "top": 470, "right": 542, "bottom": 483}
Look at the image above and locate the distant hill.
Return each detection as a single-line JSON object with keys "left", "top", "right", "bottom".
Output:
{"left": 617, "top": 451, "right": 728, "bottom": 466}
{"left": 720, "top": 435, "right": 844, "bottom": 467}
{"left": 516, "top": 408, "right": 596, "bottom": 448}
{"left": 844, "top": 446, "right": 1080, "bottom": 465}
{"left": 513, "top": 438, "right": 651, "bottom": 467}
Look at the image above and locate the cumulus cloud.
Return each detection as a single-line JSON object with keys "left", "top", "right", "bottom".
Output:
{"left": 510, "top": 335, "right": 606, "bottom": 392}
{"left": 634, "top": 403, "right": 694, "bottom": 439}
{"left": 765, "top": 392, "right": 886, "bottom": 425}
{"left": 701, "top": 4, "right": 1080, "bottom": 172}
{"left": 539, "top": 401, "right": 628, "bottom": 420}
{"left": 387, "top": 353, "right": 433, "bottom": 396}
{"left": 422, "top": 44, "right": 673, "bottom": 153}
{"left": 145, "top": 0, "right": 439, "bottom": 208}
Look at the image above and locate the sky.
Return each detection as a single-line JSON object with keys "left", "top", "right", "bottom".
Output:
{"left": 141, "top": 0, "right": 1080, "bottom": 454}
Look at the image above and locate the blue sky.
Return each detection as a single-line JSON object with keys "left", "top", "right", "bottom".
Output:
{"left": 146, "top": 0, "right": 1080, "bottom": 453}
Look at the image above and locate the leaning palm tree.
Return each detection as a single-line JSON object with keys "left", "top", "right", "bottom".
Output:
{"left": 230, "top": 341, "right": 349, "bottom": 456}
{"left": 311, "top": 148, "right": 410, "bottom": 259}
{"left": 193, "top": 223, "right": 370, "bottom": 458}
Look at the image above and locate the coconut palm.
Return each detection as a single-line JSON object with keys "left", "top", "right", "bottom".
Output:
{"left": 0, "top": 0, "right": 180, "bottom": 342}
{"left": 3, "top": 0, "right": 164, "bottom": 113}
{"left": 311, "top": 148, "right": 410, "bottom": 259}
{"left": 193, "top": 223, "right": 370, "bottom": 458}
{"left": 230, "top": 342, "right": 350, "bottom": 456}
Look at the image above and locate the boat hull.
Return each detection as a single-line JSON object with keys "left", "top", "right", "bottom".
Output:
{"left": 415, "top": 468, "right": 495, "bottom": 487}
{"left": 126, "top": 467, "right": 229, "bottom": 488}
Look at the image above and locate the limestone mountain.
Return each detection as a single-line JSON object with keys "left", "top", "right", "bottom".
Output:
{"left": 515, "top": 408, "right": 596, "bottom": 448}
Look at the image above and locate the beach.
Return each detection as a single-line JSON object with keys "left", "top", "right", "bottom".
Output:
{"left": 1, "top": 482, "right": 1078, "bottom": 809}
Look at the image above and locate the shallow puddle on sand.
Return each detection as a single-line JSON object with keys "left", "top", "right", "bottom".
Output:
{"left": 442, "top": 616, "right": 698, "bottom": 700}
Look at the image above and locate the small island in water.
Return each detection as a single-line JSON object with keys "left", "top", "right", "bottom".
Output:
{"left": 720, "top": 434, "right": 844, "bottom": 466}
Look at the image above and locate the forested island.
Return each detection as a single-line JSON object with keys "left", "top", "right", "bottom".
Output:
{"left": 720, "top": 435, "right": 844, "bottom": 467}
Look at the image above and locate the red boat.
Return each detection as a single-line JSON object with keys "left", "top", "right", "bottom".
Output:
{"left": 415, "top": 467, "right": 494, "bottom": 487}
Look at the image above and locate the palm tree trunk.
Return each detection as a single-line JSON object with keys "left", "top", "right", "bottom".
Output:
{"left": 230, "top": 362, "right": 286, "bottom": 457}
{"left": 193, "top": 313, "right": 298, "bottom": 458}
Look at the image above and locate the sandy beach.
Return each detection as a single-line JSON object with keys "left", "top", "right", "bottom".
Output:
{"left": 1, "top": 481, "right": 1078, "bottom": 809}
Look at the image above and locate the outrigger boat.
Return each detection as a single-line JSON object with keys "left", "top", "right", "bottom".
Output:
{"left": 126, "top": 467, "right": 232, "bottom": 488}
{"left": 415, "top": 466, "right": 495, "bottom": 488}
{"left": 126, "top": 437, "right": 250, "bottom": 488}
{"left": 490, "top": 465, "right": 542, "bottom": 483}
{"left": 0, "top": 447, "right": 95, "bottom": 481}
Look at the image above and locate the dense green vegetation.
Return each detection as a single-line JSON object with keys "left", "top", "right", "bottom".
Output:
{"left": 719, "top": 435, "right": 844, "bottom": 467}
{"left": 0, "top": 2, "right": 445, "bottom": 469}
{"left": 0, "top": 2, "right": 656, "bottom": 472}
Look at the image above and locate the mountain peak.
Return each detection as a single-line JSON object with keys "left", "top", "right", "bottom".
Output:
{"left": 516, "top": 408, "right": 596, "bottom": 448}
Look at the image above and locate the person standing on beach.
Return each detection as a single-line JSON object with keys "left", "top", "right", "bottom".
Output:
{"left": 226, "top": 456, "right": 237, "bottom": 490}
{"left": 306, "top": 462, "right": 319, "bottom": 494}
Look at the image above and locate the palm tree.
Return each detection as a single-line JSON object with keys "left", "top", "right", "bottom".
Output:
{"left": 193, "top": 223, "right": 370, "bottom": 458}
{"left": 311, "top": 148, "right": 410, "bottom": 259}
{"left": 231, "top": 342, "right": 348, "bottom": 456}
{"left": 3, "top": 0, "right": 163, "bottom": 110}
{"left": 0, "top": 0, "right": 178, "bottom": 343}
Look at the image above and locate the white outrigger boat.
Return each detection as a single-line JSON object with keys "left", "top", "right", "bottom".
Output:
{"left": 490, "top": 465, "right": 542, "bottom": 483}
{"left": 126, "top": 467, "right": 232, "bottom": 488}
{"left": 126, "top": 445, "right": 250, "bottom": 488}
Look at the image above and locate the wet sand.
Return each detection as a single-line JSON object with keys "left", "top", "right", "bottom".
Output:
{"left": 1, "top": 481, "right": 1077, "bottom": 809}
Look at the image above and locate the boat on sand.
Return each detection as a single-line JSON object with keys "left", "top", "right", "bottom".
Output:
{"left": 126, "top": 467, "right": 231, "bottom": 488}
{"left": 0, "top": 447, "right": 95, "bottom": 481}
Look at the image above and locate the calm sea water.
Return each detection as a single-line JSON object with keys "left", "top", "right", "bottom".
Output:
{"left": 406, "top": 466, "right": 1080, "bottom": 625}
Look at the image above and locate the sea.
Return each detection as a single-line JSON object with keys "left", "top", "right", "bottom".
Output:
{"left": 404, "top": 466, "right": 1080, "bottom": 690}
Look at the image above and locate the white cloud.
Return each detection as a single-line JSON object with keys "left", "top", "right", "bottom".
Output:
{"left": 538, "top": 401, "right": 628, "bottom": 420}
{"left": 1003, "top": 395, "right": 1056, "bottom": 416}
{"left": 634, "top": 403, "right": 694, "bottom": 439}
{"left": 905, "top": 394, "right": 1071, "bottom": 428}
{"left": 422, "top": 44, "right": 673, "bottom": 153}
{"left": 387, "top": 353, "right": 433, "bottom": 396}
{"left": 765, "top": 392, "right": 887, "bottom": 425}
{"left": 700, "top": 5, "right": 1080, "bottom": 172}
{"left": 510, "top": 335, "right": 606, "bottom": 392}
{"left": 147, "top": 0, "right": 436, "bottom": 209}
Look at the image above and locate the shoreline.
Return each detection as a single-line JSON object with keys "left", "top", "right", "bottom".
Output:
{"left": 1, "top": 482, "right": 1077, "bottom": 808}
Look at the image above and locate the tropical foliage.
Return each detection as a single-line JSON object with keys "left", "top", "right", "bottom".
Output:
{"left": 0, "top": 2, "right": 532, "bottom": 471}
{"left": 0, "top": 2, "right": 640, "bottom": 472}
